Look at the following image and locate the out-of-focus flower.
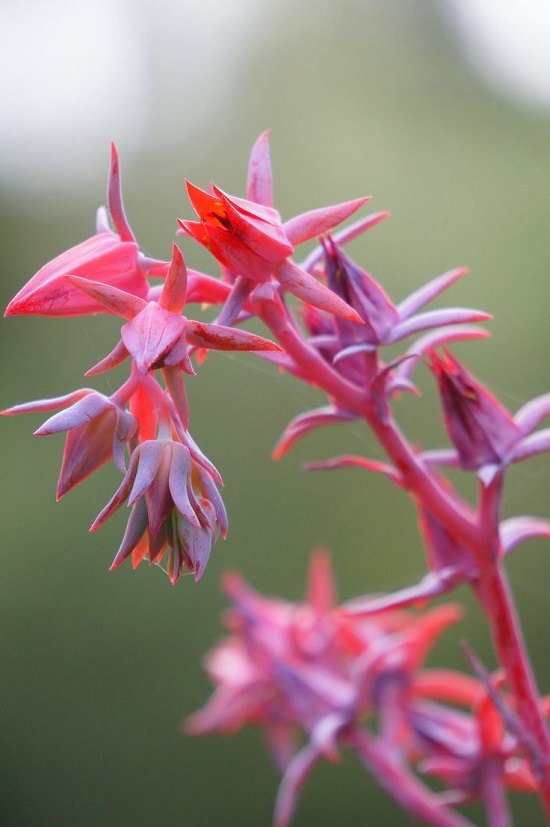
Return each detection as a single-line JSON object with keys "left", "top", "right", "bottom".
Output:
{"left": 91, "top": 437, "right": 227, "bottom": 584}
{"left": 178, "top": 131, "right": 370, "bottom": 325}
{"left": 1, "top": 388, "right": 136, "bottom": 498}
{"left": 4, "top": 145, "right": 169, "bottom": 317}
{"left": 187, "top": 552, "right": 485, "bottom": 827}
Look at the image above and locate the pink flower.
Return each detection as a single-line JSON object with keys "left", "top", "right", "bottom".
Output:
{"left": 5, "top": 145, "right": 169, "bottom": 317}
{"left": 91, "top": 438, "right": 227, "bottom": 584}
{"left": 1, "top": 389, "right": 136, "bottom": 498}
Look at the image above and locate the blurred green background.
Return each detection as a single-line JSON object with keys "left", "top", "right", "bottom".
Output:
{"left": 1, "top": 1, "right": 550, "bottom": 825}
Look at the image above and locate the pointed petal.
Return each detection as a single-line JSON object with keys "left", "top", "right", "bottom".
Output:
{"left": 168, "top": 443, "right": 201, "bottom": 527}
{"left": 273, "top": 406, "right": 356, "bottom": 460}
{"left": 246, "top": 129, "right": 273, "bottom": 207}
{"left": 514, "top": 393, "right": 550, "bottom": 433}
{"left": 1, "top": 388, "right": 92, "bottom": 416}
{"left": 276, "top": 260, "right": 363, "bottom": 322}
{"left": 508, "top": 428, "right": 550, "bottom": 463}
{"left": 389, "top": 308, "right": 491, "bottom": 343}
{"left": 397, "top": 268, "right": 469, "bottom": 320}
{"left": 128, "top": 442, "right": 164, "bottom": 505}
{"left": 283, "top": 196, "right": 371, "bottom": 246}
{"left": 90, "top": 449, "right": 141, "bottom": 531}
{"left": 185, "top": 180, "right": 220, "bottom": 217}
{"left": 159, "top": 243, "right": 187, "bottom": 313}
{"left": 186, "top": 320, "right": 281, "bottom": 352}
{"left": 85, "top": 340, "right": 130, "bottom": 376}
{"left": 109, "top": 499, "right": 149, "bottom": 569}
{"left": 56, "top": 413, "right": 116, "bottom": 498}
{"left": 300, "top": 211, "right": 391, "bottom": 272}
{"left": 35, "top": 393, "right": 111, "bottom": 435}
{"left": 65, "top": 275, "right": 146, "bottom": 319}
{"left": 107, "top": 143, "right": 135, "bottom": 242}
{"left": 196, "top": 466, "right": 228, "bottom": 538}
{"left": 500, "top": 516, "right": 550, "bottom": 555}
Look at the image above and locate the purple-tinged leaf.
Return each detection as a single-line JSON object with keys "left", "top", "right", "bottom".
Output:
{"left": 397, "top": 268, "right": 468, "bottom": 320}
{"left": 300, "top": 211, "right": 391, "bottom": 272}
{"left": 514, "top": 393, "right": 550, "bottom": 433}
{"left": 35, "top": 393, "right": 111, "bottom": 435}
{"left": 304, "top": 454, "right": 401, "bottom": 485}
{"left": 273, "top": 406, "right": 356, "bottom": 460}
{"left": 507, "top": 428, "right": 550, "bottom": 464}
{"left": 283, "top": 196, "right": 370, "bottom": 246}
{"left": 500, "top": 516, "right": 550, "bottom": 556}
{"left": 1, "top": 388, "right": 92, "bottom": 416}
{"left": 389, "top": 307, "right": 491, "bottom": 343}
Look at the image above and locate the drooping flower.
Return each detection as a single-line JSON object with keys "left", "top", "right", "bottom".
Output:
{"left": 91, "top": 437, "right": 227, "bottom": 583}
{"left": 4, "top": 144, "right": 169, "bottom": 317}
{"left": 1, "top": 388, "right": 137, "bottom": 498}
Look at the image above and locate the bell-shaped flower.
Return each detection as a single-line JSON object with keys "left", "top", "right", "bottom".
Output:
{"left": 178, "top": 132, "right": 369, "bottom": 325}
{"left": 430, "top": 351, "right": 550, "bottom": 478}
{"left": 5, "top": 144, "right": 169, "bottom": 317}
{"left": 2, "top": 388, "right": 136, "bottom": 498}
{"left": 91, "top": 438, "right": 226, "bottom": 583}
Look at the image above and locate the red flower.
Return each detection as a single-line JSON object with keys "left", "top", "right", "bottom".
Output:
{"left": 178, "top": 132, "right": 369, "bottom": 325}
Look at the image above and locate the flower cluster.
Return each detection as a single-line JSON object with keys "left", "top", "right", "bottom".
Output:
{"left": 4, "top": 132, "right": 550, "bottom": 824}
{"left": 188, "top": 553, "right": 544, "bottom": 827}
